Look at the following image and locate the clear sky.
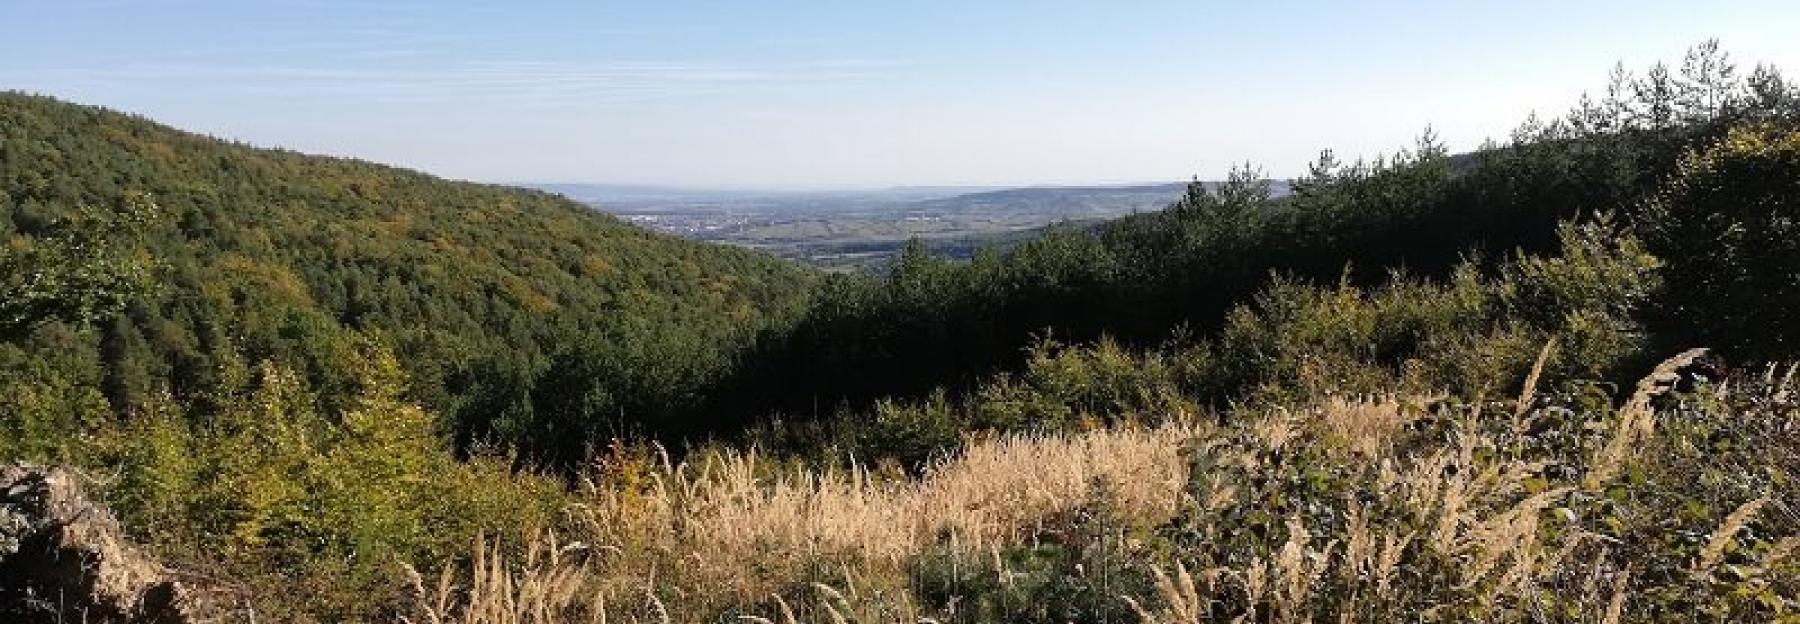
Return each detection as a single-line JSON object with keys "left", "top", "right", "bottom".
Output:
{"left": 5, "top": 1, "right": 1798, "bottom": 189}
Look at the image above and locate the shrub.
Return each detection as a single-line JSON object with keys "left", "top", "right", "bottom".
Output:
{"left": 1216, "top": 215, "right": 1657, "bottom": 405}
{"left": 1642, "top": 123, "right": 1800, "bottom": 359}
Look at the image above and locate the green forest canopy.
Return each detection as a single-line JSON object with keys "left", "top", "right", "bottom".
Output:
{"left": 0, "top": 91, "right": 816, "bottom": 467}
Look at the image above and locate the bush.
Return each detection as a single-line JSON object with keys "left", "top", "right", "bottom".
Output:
{"left": 912, "top": 500, "right": 1155, "bottom": 624}
{"left": 1215, "top": 215, "right": 1657, "bottom": 405}
{"left": 77, "top": 336, "right": 572, "bottom": 621}
{"left": 1642, "top": 123, "right": 1800, "bottom": 359}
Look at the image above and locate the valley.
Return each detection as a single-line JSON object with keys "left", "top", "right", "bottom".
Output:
{"left": 535, "top": 182, "right": 1286, "bottom": 270}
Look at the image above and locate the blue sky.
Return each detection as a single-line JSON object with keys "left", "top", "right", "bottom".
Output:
{"left": 5, "top": 1, "right": 1798, "bottom": 188}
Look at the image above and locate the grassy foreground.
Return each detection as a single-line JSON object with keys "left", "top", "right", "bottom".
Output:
{"left": 402, "top": 349, "right": 1799, "bottom": 623}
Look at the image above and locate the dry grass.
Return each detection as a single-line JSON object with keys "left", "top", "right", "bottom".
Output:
{"left": 400, "top": 532, "right": 605, "bottom": 624}
{"left": 405, "top": 350, "right": 1799, "bottom": 623}
{"left": 1696, "top": 496, "right": 1770, "bottom": 575}
{"left": 409, "top": 424, "right": 1196, "bottom": 622}
{"left": 1584, "top": 348, "right": 1708, "bottom": 489}
{"left": 1126, "top": 349, "right": 1797, "bottom": 623}
{"left": 1307, "top": 394, "right": 1422, "bottom": 459}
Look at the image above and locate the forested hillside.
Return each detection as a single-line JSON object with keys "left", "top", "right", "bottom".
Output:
{"left": 0, "top": 92, "right": 816, "bottom": 463}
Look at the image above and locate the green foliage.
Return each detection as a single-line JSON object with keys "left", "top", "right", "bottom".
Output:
{"left": 78, "top": 338, "right": 570, "bottom": 620}
{"left": 808, "top": 213, "right": 1659, "bottom": 467}
{"left": 1216, "top": 213, "right": 1658, "bottom": 403}
{"left": 0, "top": 192, "right": 158, "bottom": 337}
{"left": 1627, "top": 370, "right": 1800, "bottom": 618}
{"left": 103, "top": 396, "right": 200, "bottom": 547}
{"left": 1642, "top": 124, "right": 1800, "bottom": 358}
{"left": 0, "top": 324, "right": 111, "bottom": 462}
{"left": 859, "top": 390, "right": 963, "bottom": 469}
{"left": 733, "top": 43, "right": 1800, "bottom": 429}
{"left": 971, "top": 336, "right": 1206, "bottom": 431}
{"left": 913, "top": 491, "right": 1155, "bottom": 624}
{"left": 0, "top": 91, "right": 816, "bottom": 465}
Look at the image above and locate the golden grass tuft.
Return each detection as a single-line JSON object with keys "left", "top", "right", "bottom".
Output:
{"left": 403, "top": 349, "right": 1800, "bottom": 622}
{"left": 1585, "top": 348, "right": 1708, "bottom": 489}
{"left": 400, "top": 531, "right": 604, "bottom": 624}
{"left": 413, "top": 423, "right": 1196, "bottom": 622}
{"left": 1696, "top": 496, "right": 1770, "bottom": 575}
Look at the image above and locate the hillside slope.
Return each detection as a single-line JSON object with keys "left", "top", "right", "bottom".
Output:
{"left": 0, "top": 92, "right": 816, "bottom": 463}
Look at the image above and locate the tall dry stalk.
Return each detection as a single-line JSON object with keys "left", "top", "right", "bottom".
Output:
{"left": 1512, "top": 339, "right": 1557, "bottom": 440}
{"left": 1696, "top": 496, "right": 1770, "bottom": 575}
{"left": 401, "top": 531, "right": 604, "bottom": 624}
{"left": 1585, "top": 348, "right": 1707, "bottom": 489}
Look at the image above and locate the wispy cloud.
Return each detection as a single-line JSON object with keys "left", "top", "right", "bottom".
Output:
{"left": 156, "top": 29, "right": 568, "bottom": 63}
{"left": 34, "top": 58, "right": 891, "bottom": 107}
{"left": 49, "top": 0, "right": 441, "bottom": 13}
{"left": 6, "top": 1, "right": 907, "bottom": 109}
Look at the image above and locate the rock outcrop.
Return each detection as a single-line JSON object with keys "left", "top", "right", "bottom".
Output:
{"left": 1, "top": 464, "right": 217, "bottom": 623}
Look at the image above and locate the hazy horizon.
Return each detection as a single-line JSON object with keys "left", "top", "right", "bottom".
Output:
{"left": 6, "top": 1, "right": 1799, "bottom": 189}
{"left": 520, "top": 180, "right": 1192, "bottom": 194}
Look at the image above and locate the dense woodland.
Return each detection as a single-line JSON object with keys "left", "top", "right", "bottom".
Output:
{"left": 4, "top": 42, "right": 1800, "bottom": 621}
{"left": 0, "top": 96, "right": 819, "bottom": 464}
